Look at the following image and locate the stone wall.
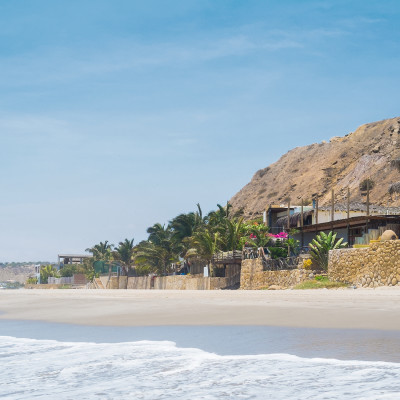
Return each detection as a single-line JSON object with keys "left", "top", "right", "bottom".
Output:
{"left": 124, "top": 275, "right": 238, "bottom": 290}
{"left": 127, "top": 276, "right": 152, "bottom": 289}
{"left": 240, "top": 259, "right": 312, "bottom": 290}
{"left": 328, "top": 240, "right": 400, "bottom": 288}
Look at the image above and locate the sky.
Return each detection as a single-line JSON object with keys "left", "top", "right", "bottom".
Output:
{"left": 1, "top": 0, "right": 400, "bottom": 261}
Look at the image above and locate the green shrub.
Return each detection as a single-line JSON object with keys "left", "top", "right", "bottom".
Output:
{"left": 309, "top": 231, "right": 347, "bottom": 271}
{"left": 268, "top": 247, "right": 288, "bottom": 259}
{"left": 359, "top": 178, "right": 374, "bottom": 191}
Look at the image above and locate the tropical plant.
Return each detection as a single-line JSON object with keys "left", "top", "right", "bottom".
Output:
{"left": 219, "top": 217, "right": 245, "bottom": 251}
{"left": 170, "top": 204, "right": 205, "bottom": 256}
{"left": 86, "top": 241, "right": 114, "bottom": 261}
{"left": 86, "top": 240, "right": 114, "bottom": 280}
{"left": 59, "top": 264, "right": 79, "bottom": 277}
{"left": 114, "top": 238, "right": 135, "bottom": 277}
{"left": 309, "top": 231, "right": 348, "bottom": 271}
{"left": 40, "top": 264, "right": 59, "bottom": 284}
{"left": 135, "top": 224, "right": 180, "bottom": 276}
{"left": 189, "top": 230, "right": 221, "bottom": 275}
{"left": 286, "top": 238, "right": 300, "bottom": 256}
{"left": 268, "top": 247, "right": 288, "bottom": 259}
{"left": 241, "top": 222, "right": 270, "bottom": 248}
{"left": 135, "top": 240, "right": 178, "bottom": 276}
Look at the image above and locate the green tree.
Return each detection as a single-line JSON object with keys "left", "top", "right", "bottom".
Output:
{"left": 114, "top": 238, "right": 135, "bottom": 277}
{"left": 189, "top": 230, "right": 221, "bottom": 275}
{"left": 219, "top": 217, "right": 245, "bottom": 251}
{"left": 135, "top": 224, "right": 179, "bottom": 276}
{"left": 309, "top": 231, "right": 348, "bottom": 271}
{"left": 170, "top": 204, "right": 205, "bottom": 257}
{"left": 86, "top": 241, "right": 114, "bottom": 280}
{"left": 40, "top": 264, "right": 59, "bottom": 284}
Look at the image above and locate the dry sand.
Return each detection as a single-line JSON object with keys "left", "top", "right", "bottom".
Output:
{"left": 2, "top": 288, "right": 400, "bottom": 330}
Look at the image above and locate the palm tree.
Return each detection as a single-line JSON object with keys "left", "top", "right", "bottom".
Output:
{"left": 206, "top": 202, "right": 232, "bottom": 229}
{"left": 114, "top": 238, "right": 135, "bottom": 277}
{"left": 86, "top": 240, "right": 114, "bottom": 261}
{"left": 135, "top": 223, "right": 180, "bottom": 276}
{"left": 170, "top": 204, "right": 205, "bottom": 257}
{"left": 190, "top": 230, "right": 221, "bottom": 276}
{"left": 135, "top": 240, "right": 177, "bottom": 276}
{"left": 218, "top": 217, "right": 245, "bottom": 251}
{"left": 86, "top": 241, "right": 114, "bottom": 283}
{"left": 40, "top": 264, "right": 58, "bottom": 284}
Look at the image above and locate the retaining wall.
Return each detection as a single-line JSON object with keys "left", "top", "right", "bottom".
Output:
{"left": 328, "top": 240, "right": 400, "bottom": 288}
{"left": 240, "top": 258, "right": 312, "bottom": 290}
{"left": 132, "top": 275, "right": 237, "bottom": 290}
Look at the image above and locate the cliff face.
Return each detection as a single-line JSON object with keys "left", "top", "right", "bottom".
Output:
{"left": 230, "top": 117, "right": 400, "bottom": 219}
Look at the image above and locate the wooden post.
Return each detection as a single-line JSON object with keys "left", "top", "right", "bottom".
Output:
{"left": 300, "top": 199, "right": 304, "bottom": 228}
{"left": 347, "top": 186, "right": 350, "bottom": 246}
{"left": 331, "top": 189, "right": 335, "bottom": 222}
{"left": 287, "top": 198, "right": 291, "bottom": 231}
{"left": 301, "top": 199, "right": 304, "bottom": 248}
{"left": 315, "top": 196, "right": 319, "bottom": 225}
{"left": 366, "top": 179, "right": 370, "bottom": 216}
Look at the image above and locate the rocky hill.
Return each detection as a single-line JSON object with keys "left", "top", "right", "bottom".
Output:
{"left": 0, "top": 265, "right": 36, "bottom": 283}
{"left": 230, "top": 117, "right": 400, "bottom": 219}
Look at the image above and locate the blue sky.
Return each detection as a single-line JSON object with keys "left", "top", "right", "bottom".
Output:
{"left": 1, "top": 0, "right": 399, "bottom": 261}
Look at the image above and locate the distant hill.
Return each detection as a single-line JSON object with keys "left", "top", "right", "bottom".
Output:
{"left": 230, "top": 117, "right": 400, "bottom": 219}
{"left": 0, "top": 263, "right": 40, "bottom": 283}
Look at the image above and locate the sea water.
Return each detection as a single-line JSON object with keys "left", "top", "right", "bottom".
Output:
{"left": 1, "top": 323, "right": 400, "bottom": 399}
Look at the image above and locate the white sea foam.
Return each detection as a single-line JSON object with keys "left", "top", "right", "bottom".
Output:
{"left": 1, "top": 336, "right": 400, "bottom": 399}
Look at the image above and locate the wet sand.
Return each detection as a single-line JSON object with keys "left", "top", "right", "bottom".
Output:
{"left": 1, "top": 288, "right": 400, "bottom": 330}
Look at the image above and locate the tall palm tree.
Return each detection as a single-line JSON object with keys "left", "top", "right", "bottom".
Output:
{"left": 170, "top": 204, "right": 205, "bottom": 257}
{"left": 86, "top": 241, "right": 114, "bottom": 261}
{"left": 114, "top": 238, "right": 135, "bottom": 277}
{"left": 190, "top": 230, "right": 221, "bottom": 275}
{"left": 219, "top": 217, "right": 245, "bottom": 251}
{"left": 86, "top": 241, "right": 114, "bottom": 282}
{"left": 206, "top": 202, "right": 232, "bottom": 230}
{"left": 135, "top": 223, "right": 180, "bottom": 276}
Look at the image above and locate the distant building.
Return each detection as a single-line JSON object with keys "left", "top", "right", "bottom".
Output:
{"left": 58, "top": 254, "right": 91, "bottom": 270}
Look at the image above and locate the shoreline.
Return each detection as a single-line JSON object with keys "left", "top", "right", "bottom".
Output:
{"left": 2, "top": 288, "right": 400, "bottom": 330}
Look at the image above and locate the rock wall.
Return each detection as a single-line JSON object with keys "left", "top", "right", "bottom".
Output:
{"left": 128, "top": 276, "right": 152, "bottom": 289}
{"left": 240, "top": 259, "right": 311, "bottom": 289}
{"left": 328, "top": 240, "right": 400, "bottom": 287}
{"left": 125, "top": 275, "right": 238, "bottom": 290}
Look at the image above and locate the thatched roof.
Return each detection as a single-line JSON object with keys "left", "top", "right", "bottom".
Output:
{"left": 276, "top": 210, "right": 313, "bottom": 229}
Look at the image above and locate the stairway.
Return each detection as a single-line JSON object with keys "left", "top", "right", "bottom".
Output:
{"left": 93, "top": 278, "right": 105, "bottom": 289}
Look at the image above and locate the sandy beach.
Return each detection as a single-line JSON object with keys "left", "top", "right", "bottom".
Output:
{"left": 1, "top": 288, "right": 400, "bottom": 330}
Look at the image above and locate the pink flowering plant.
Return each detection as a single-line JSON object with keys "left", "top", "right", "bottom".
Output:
{"left": 268, "top": 232, "right": 288, "bottom": 239}
{"left": 241, "top": 222, "right": 271, "bottom": 248}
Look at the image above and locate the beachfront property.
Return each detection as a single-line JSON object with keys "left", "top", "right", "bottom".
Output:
{"left": 265, "top": 202, "right": 400, "bottom": 248}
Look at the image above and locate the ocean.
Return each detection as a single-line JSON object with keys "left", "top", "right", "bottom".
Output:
{"left": 1, "top": 321, "right": 400, "bottom": 399}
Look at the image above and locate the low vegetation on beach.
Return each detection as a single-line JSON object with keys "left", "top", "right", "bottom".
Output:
{"left": 294, "top": 276, "right": 348, "bottom": 290}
